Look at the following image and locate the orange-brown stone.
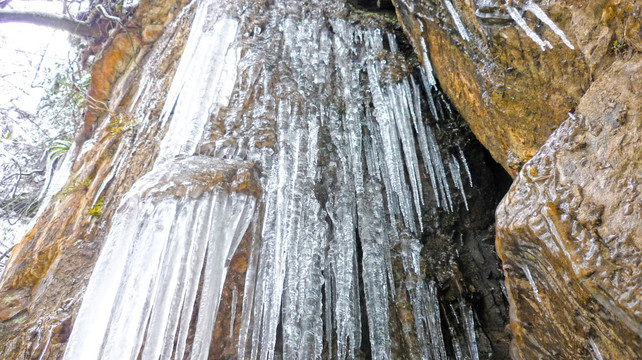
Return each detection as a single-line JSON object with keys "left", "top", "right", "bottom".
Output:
{"left": 496, "top": 55, "right": 641, "bottom": 359}
{"left": 392, "top": 0, "right": 642, "bottom": 175}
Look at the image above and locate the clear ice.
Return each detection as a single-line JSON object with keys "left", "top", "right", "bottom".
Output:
{"left": 508, "top": 2, "right": 575, "bottom": 51}
{"left": 507, "top": 5, "right": 553, "bottom": 51}
{"left": 444, "top": 0, "right": 470, "bottom": 42}
{"left": 522, "top": 265, "right": 542, "bottom": 303}
{"left": 63, "top": 0, "right": 481, "bottom": 359}
{"left": 523, "top": 2, "right": 575, "bottom": 50}
{"left": 63, "top": 158, "right": 256, "bottom": 360}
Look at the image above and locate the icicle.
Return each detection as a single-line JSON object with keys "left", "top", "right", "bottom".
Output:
{"left": 366, "top": 58, "right": 417, "bottom": 232}
{"left": 401, "top": 237, "right": 448, "bottom": 360}
{"left": 426, "top": 282, "right": 449, "bottom": 360}
{"left": 157, "top": 9, "right": 240, "bottom": 162}
{"left": 425, "top": 124, "right": 453, "bottom": 211}
{"left": 326, "top": 188, "right": 361, "bottom": 360}
{"left": 522, "top": 265, "right": 542, "bottom": 302}
{"left": 393, "top": 79, "right": 425, "bottom": 222}
{"left": 324, "top": 252, "right": 335, "bottom": 358}
{"left": 34, "top": 142, "right": 76, "bottom": 218}
{"left": 282, "top": 191, "right": 326, "bottom": 359}
{"left": 281, "top": 110, "right": 326, "bottom": 360}
{"left": 589, "top": 338, "right": 605, "bottom": 360}
{"left": 523, "top": 2, "right": 575, "bottom": 50}
{"left": 236, "top": 220, "right": 260, "bottom": 360}
{"left": 444, "top": 305, "right": 466, "bottom": 360}
{"left": 366, "top": 113, "right": 401, "bottom": 225}
{"left": 448, "top": 154, "right": 469, "bottom": 211}
{"left": 459, "top": 298, "right": 480, "bottom": 360}
{"left": 457, "top": 145, "right": 473, "bottom": 186}
{"left": 419, "top": 38, "right": 437, "bottom": 87}
{"left": 255, "top": 100, "right": 306, "bottom": 360}
{"left": 443, "top": 0, "right": 470, "bottom": 41}
{"left": 420, "top": 67, "right": 440, "bottom": 121}
{"left": 386, "top": 33, "right": 399, "bottom": 52}
{"left": 64, "top": 158, "right": 256, "bottom": 360}
{"left": 91, "top": 142, "right": 127, "bottom": 209}
{"left": 507, "top": 6, "right": 553, "bottom": 51}
{"left": 357, "top": 181, "right": 392, "bottom": 360}
{"left": 142, "top": 200, "right": 200, "bottom": 360}
{"left": 410, "top": 82, "right": 441, "bottom": 208}
{"left": 165, "top": 195, "right": 212, "bottom": 360}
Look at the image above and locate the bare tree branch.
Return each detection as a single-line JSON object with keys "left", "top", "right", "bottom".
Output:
{"left": 0, "top": 9, "right": 102, "bottom": 39}
{"left": 0, "top": 244, "right": 16, "bottom": 264}
{"left": 0, "top": 0, "right": 13, "bottom": 10}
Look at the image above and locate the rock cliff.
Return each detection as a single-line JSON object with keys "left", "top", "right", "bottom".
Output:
{"left": 0, "top": 0, "right": 511, "bottom": 358}
{"left": 392, "top": 0, "right": 639, "bottom": 175}
{"left": 496, "top": 56, "right": 641, "bottom": 359}
{"left": 0, "top": 0, "right": 639, "bottom": 359}
{"left": 391, "top": 0, "right": 641, "bottom": 358}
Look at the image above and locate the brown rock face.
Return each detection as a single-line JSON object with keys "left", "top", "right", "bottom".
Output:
{"left": 0, "top": 1, "right": 515, "bottom": 358}
{"left": 0, "top": 2, "right": 194, "bottom": 358}
{"left": 496, "top": 56, "right": 641, "bottom": 359}
{"left": 393, "top": 0, "right": 641, "bottom": 175}
{"left": 78, "top": 0, "right": 185, "bottom": 145}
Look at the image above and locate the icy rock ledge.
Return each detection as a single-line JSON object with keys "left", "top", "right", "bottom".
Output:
{"left": 63, "top": 156, "right": 258, "bottom": 360}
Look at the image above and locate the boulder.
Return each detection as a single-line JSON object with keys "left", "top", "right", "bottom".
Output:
{"left": 496, "top": 55, "right": 641, "bottom": 359}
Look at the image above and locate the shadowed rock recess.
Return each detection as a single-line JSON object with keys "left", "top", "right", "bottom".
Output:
{"left": 389, "top": 0, "right": 640, "bottom": 358}
{"left": 0, "top": 0, "right": 639, "bottom": 359}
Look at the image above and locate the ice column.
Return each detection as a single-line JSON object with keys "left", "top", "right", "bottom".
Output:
{"left": 401, "top": 236, "right": 448, "bottom": 360}
{"left": 64, "top": 159, "right": 256, "bottom": 360}
{"left": 157, "top": 1, "right": 239, "bottom": 162}
{"left": 357, "top": 181, "right": 393, "bottom": 360}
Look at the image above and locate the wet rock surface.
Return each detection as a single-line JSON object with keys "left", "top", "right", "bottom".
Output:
{"left": 1, "top": 0, "right": 637, "bottom": 358}
{"left": 496, "top": 56, "right": 641, "bottom": 359}
{"left": 392, "top": 0, "right": 640, "bottom": 175}
{"left": 0, "top": 1, "right": 513, "bottom": 359}
{"left": 0, "top": 2, "right": 195, "bottom": 358}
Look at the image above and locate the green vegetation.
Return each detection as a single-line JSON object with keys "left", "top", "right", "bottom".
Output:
{"left": 612, "top": 39, "right": 628, "bottom": 55}
{"left": 108, "top": 114, "right": 139, "bottom": 135}
{"left": 38, "top": 70, "right": 91, "bottom": 130}
{"left": 59, "top": 176, "right": 92, "bottom": 196}
{"left": 48, "top": 136, "right": 73, "bottom": 162}
{"left": 0, "top": 193, "right": 40, "bottom": 218}
{"left": 89, "top": 196, "right": 104, "bottom": 217}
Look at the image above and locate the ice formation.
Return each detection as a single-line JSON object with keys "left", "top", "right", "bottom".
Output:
{"left": 507, "top": 5, "right": 552, "bottom": 51}
{"left": 507, "top": 2, "right": 575, "bottom": 51}
{"left": 63, "top": 158, "right": 257, "bottom": 360}
{"left": 444, "top": 0, "right": 470, "bottom": 41}
{"left": 64, "top": 0, "right": 482, "bottom": 358}
{"left": 523, "top": 2, "right": 575, "bottom": 50}
{"left": 522, "top": 265, "right": 542, "bottom": 303}
{"left": 589, "top": 338, "right": 605, "bottom": 360}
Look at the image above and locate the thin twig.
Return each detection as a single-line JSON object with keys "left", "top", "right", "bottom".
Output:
{"left": 0, "top": 244, "right": 16, "bottom": 263}
{"left": 96, "top": 4, "right": 121, "bottom": 24}
{"left": 1, "top": 167, "right": 45, "bottom": 182}
{"left": 9, "top": 157, "right": 21, "bottom": 199}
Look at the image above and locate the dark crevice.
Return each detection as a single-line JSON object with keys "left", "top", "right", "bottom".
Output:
{"left": 354, "top": 231, "right": 373, "bottom": 359}
{"left": 349, "top": 0, "right": 395, "bottom": 12}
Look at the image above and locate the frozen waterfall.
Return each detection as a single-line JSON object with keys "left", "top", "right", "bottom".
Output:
{"left": 63, "top": 158, "right": 257, "bottom": 360}
{"left": 64, "top": 0, "right": 482, "bottom": 359}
